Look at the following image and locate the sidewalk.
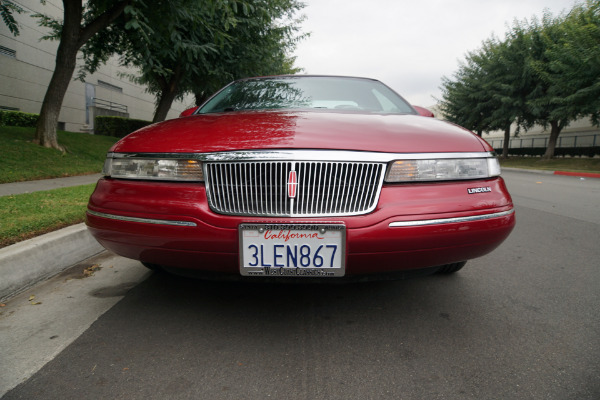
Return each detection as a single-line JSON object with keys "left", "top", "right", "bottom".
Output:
{"left": 0, "top": 173, "right": 102, "bottom": 197}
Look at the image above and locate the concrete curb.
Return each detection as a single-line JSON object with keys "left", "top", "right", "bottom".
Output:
{"left": 502, "top": 167, "right": 555, "bottom": 175}
{"left": 0, "top": 223, "right": 105, "bottom": 302}
{"left": 553, "top": 170, "right": 600, "bottom": 179}
{"left": 502, "top": 167, "right": 600, "bottom": 178}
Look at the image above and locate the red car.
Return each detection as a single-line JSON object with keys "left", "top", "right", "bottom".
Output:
{"left": 86, "top": 76, "right": 515, "bottom": 279}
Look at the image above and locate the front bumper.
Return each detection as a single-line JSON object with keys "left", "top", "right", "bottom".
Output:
{"left": 86, "top": 177, "right": 515, "bottom": 276}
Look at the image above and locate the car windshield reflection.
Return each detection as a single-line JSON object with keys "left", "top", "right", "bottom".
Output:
{"left": 197, "top": 76, "right": 416, "bottom": 115}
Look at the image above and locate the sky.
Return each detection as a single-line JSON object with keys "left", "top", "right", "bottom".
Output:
{"left": 293, "top": 0, "right": 578, "bottom": 107}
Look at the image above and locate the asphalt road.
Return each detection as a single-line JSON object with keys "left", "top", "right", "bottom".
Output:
{"left": 1, "top": 170, "right": 599, "bottom": 399}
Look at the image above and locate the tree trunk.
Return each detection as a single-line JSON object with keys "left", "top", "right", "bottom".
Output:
{"left": 153, "top": 88, "right": 179, "bottom": 123}
{"left": 34, "top": 1, "right": 83, "bottom": 151}
{"left": 501, "top": 125, "right": 511, "bottom": 159}
{"left": 34, "top": 0, "right": 130, "bottom": 151}
{"left": 152, "top": 66, "right": 183, "bottom": 123}
{"left": 543, "top": 121, "right": 561, "bottom": 159}
{"left": 194, "top": 91, "right": 209, "bottom": 107}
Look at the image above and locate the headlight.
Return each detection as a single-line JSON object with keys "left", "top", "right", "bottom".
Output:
{"left": 103, "top": 154, "right": 204, "bottom": 181}
{"left": 385, "top": 157, "right": 500, "bottom": 182}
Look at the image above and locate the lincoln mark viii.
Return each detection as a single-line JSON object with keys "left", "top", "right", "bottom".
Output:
{"left": 86, "top": 75, "right": 515, "bottom": 279}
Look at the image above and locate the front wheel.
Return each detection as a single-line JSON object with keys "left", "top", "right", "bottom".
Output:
{"left": 436, "top": 261, "right": 467, "bottom": 274}
{"left": 141, "top": 262, "right": 163, "bottom": 272}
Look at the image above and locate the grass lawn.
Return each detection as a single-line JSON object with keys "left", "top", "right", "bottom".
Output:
{"left": 0, "top": 184, "right": 96, "bottom": 248}
{"left": 499, "top": 156, "right": 600, "bottom": 173}
{"left": 0, "top": 126, "right": 118, "bottom": 183}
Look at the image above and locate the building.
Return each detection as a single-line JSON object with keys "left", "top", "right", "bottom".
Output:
{"left": 0, "top": 1, "right": 195, "bottom": 133}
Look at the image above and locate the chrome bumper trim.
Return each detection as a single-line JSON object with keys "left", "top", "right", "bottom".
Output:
{"left": 388, "top": 209, "right": 514, "bottom": 227}
{"left": 87, "top": 210, "right": 197, "bottom": 227}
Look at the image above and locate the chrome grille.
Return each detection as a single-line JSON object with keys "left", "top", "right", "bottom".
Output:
{"left": 205, "top": 161, "right": 385, "bottom": 217}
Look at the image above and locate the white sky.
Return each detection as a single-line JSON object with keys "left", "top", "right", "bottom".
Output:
{"left": 293, "top": 0, "right": 577, "bottom": 107}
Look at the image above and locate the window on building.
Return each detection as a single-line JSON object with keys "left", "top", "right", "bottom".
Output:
{"left": 97, "top": 80, "right": 123, "bottom": 93}
{"left": 0, "top": 45, "right": 16, "bottom": 58}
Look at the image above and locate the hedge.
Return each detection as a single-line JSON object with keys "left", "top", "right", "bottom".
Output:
{"left": 95, "top": 116, "right": 152, "bottom": 138}
{"left": 494, "top": 146, "right": 600, "bottom": 157}
{"left": 0, "top": 110, "right": 39, "bottom": 127}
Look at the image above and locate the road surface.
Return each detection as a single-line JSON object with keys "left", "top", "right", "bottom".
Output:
{"left": 1, "top": 170, "right": 599, "bottom": 399}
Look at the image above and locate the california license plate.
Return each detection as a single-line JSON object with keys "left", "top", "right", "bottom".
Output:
{"left": 239, "top": 224, "right": 345, "bottom": 277}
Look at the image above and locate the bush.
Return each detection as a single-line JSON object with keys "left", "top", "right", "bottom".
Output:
{"left": 95, "top": 116, "right": 153, "bottom": 138}
{"left": 0, "top": 110, "right": 39, "bottom": 127}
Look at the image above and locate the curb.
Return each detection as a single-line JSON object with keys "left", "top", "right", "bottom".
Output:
{"left": 0, "top": 223, "right": 105, "bottom": 302}
{"left": 502, "top": 167, "right": 555, "bottom": 175}
{"left": 553, "top": 170, "right": 600, "bottom": 179}
{"left": 502, "top": 167, "right": 600, "bottom": 179}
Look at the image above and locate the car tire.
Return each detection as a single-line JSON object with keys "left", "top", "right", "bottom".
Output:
{"left": 436, "top": 261, "right": 467, "bottom": 274}
{"left": 141, "top": 262, "right": 163, "bottom": 271}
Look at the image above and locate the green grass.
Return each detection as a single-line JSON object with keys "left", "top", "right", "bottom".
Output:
{"left": 499, "top": 156, "right": 600, "bottom": 173}
{"left": 0, "top": 126, "right": 118, "bottom": 183}
{"left": 0, "top": 184, "right": 96, "bottom": 248}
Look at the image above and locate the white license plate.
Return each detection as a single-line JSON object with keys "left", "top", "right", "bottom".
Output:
{"left": 239, "top": 224, "right": 345, "bottom": 277}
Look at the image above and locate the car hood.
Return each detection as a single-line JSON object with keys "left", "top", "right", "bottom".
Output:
{"left": 111, "top": 110, "right": 490, "bottom": 154}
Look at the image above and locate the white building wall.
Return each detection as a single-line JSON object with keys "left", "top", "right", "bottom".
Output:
{"left": 0, "top": 0, "right": 196, "bottom": 132}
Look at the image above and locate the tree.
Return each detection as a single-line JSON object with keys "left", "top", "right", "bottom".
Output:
{"left": 529, "top": 1, "right": 600, "bottom": 157}
{"left": 482, "top": 32, "right": 534, "bottom": 159}
{"left": 103, "top": 0, "right": 306, "bottom": 122}
{"left": 33, "top": 0, "right": 132, "bottom": 151}
{"left": 190, "top": 0, "right": 306, "bottom": 107}
{"left": 98, "top": 0, "right": 241, "bottom": 123}
{"left": 439, "top": 56, "right": 491, "bottom": 137}
{"left": 440, "top": 38, "right": 528, "bottom": 158}
{"left": 1, "top": 0, "right": 23, "bottom": 36}
{"left": 518, "top": 13, "right": 574, "bottom": 159}
{"left": 476, "top": 40, "right": 516, "bottom": 159}
{"left": 549, "top": 1, "right": 600, "bottom": 125}
{"left": 441, "top": 2, "right": 600, "bottom": 159}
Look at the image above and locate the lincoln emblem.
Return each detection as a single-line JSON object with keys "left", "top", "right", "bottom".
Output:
{"left": 287, "top": 170, "right": 298, "bottom": 198}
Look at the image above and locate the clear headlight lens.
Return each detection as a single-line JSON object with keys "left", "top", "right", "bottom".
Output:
{"left": 385, "top": 158, "right": 500, "bottom": 182}
{"left": 103, "top": 155, "right": 203, "bottom": 181}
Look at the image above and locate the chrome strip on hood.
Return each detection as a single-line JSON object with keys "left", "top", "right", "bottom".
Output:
{"left": 108, "top": 150, "right": 497, "bottom": 163}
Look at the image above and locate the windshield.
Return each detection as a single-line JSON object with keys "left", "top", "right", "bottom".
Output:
{"left": 197, "top": 76, "right": 415, "bottom": 115}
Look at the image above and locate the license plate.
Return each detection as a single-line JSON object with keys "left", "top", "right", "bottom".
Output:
{"left": 239, "top": 224, "right": 345, "bottom": 277}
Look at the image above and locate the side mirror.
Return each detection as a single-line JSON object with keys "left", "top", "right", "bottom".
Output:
{"left": 412, "top": 106, "right": 435, "bottom": 118}
{"left": 179, "top": 106, "right": 199, "bottom": 118}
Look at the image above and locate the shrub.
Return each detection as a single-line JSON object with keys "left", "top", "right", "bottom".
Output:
{"left": 0, "top": 110, "right": 39, "bottom": 127}
{"left": 95, "top": 116, "right": 152, "bottom": 138}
